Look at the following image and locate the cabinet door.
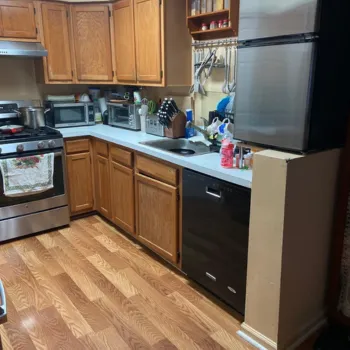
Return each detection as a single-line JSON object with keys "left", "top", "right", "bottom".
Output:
{"left": 134, "top": 0, "right": 162, "bottom": 83}
{"left": 96, "top": 155, "right": 111, "bottom": 218}
{"left": 71, "top": 5, "right": 113, "bottom": 81}
{"left": 110, "top": 160, "right": 135, "bottom": 234}
{"left": 113, "top": 1, "right": 136, "bottom": 82}
{"left": 0, "top": 1, "right": 36, "bottom": 38}
{"left": 66, "top": 153, "right": 93, "bottom": 214}
{"left": 135, "top": 173, "right": 178, "bottom": 263}
{"left": 41, "top": 3, "right": 73, "bottom": 82}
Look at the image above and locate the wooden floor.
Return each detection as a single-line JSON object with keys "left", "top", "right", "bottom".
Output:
{"left": 0, "top": 215, "right": 258, "bottom": 350}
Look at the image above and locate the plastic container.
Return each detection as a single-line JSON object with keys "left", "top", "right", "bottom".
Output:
{"left": 213, "top": 0, "right": 224, "bottom": 11}
{"left": 223, "top": 19, "right": 229, "bottom": 27}
{"left": 185, "top": 109, "right": 195, "bottom": 139}
{"left": 218, "top": 20, "right": 223, "bottom": 28}
{"left": 202, "top": 23, "right": 208, "bottom": 31}
{"left": 206, "top": 0, "right": 213, "bottom": 12}
{"left": 210, "top": 21, "right": 218, "bottom": 29}
{"left": 201, "top": 0, "right": 207, "bottom": 13}
{"left": 191, "top": 0, "right": 200, "bottom": 15}
{"left": 220, "top": 138, "right": 234, "bottom": 168}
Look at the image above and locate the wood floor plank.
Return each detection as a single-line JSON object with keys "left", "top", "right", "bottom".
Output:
{"left": 38, "top": 306, "right": 86, "bottom": 350}
{"left": 2, "top": 297, "right": 36, "bottom": 350}
{"left": 22, "top": 237, "right": 64, "bottom": 276}
{"left": 87, "top": 255, "right": 139, "bottom": 298}
{"left": 152, "top": 338, "right": 178, "bottom": 349}
{"left": 167, "top": 291, "right": 220, "bottom": 334}
{"left": 211, "top": 329, "right": 254, "bottom": 350}
{"left": 0, "top": 325, "right": 14, "bottom": 350}
{"left": 125, "top": 268, "right": 209, "bottom": 345}
{"left": 36, "top": 232, "right": 59, "bottom": 250}
{"left": 94, "top": 297, "right": 151, "bottom": 349}
{"left": 50, "top": 246, "right": 104, "bottom": 301}
{"left": 4, "top": 248, "right": 51, "bottom": 311}
{"left": 55, "top": 273, "right": 112, "bottom": 333}
{"left": 18, "top": 250, "right": 93, "bottom": 338}
{"left": 79, "top": 326, "right": 131, "bottom": 350}
{"left": 161, "top": 272, "right": 203, "bottom": 303}
{"left": 131, "top": 294, "right": 202, "bottom": 350}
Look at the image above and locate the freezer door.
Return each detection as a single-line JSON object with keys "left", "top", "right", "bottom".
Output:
{"left": 238, "top": 0, "right": 320, "bottom": 41}
{"left": 234, "top": 42, "right": 316, "bottom": 151}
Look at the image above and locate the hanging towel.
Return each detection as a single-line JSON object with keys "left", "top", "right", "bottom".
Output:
{"left": 0, "top": 153, "right": 54, "bottom": 197}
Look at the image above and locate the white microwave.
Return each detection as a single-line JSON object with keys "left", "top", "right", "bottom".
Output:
{"left": 44, "top": 101, "right": 95, "bottom": 128}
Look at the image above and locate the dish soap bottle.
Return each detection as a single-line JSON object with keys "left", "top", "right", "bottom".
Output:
{"left": 220, "top": 137, "right": 234, "bottom": 168}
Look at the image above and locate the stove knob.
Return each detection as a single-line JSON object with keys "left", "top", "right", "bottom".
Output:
{"left": 17, "top": 144, "right": 24, "bottom": 152}
{"left": 48, "top": 140, "right": 56, "bottom": 148}
{"left": 37, "top": 141, "right": 45, "bottom": 149}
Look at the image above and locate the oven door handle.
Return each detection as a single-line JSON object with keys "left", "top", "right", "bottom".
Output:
{"left": 0, "top": 280, "right": 7, "bottom": 322}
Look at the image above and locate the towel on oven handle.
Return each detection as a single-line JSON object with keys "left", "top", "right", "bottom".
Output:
{"left": 0, "top": 153, "right": 54, "bottom": 197}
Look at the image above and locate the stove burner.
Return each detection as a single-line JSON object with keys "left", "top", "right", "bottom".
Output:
{"left": 0, "top": 126, "right": 62, "bottom": 144}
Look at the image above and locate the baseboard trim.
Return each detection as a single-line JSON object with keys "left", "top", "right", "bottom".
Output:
{"left": 241, "top": 323, "right": 277, "bottom": 350}
{"left": 237, "top": 330, "right": 269, "bottom": 350}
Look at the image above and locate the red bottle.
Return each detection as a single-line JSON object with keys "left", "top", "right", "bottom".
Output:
{"left": 220, "top": 138, "right": 234, "bottom": 168}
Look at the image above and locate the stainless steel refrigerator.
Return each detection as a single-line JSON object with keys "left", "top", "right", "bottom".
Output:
{"left": 234, "top": 0, "right": 350, "bottom": 152}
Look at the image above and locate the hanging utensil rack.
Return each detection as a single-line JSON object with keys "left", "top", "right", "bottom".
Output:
{"left": 192, "top": 38, "right": 237, "bottom": 48}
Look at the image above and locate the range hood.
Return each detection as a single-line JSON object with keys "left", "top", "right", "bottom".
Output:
{"left": 0, "top": 41, "right": 47, "bottom": 57}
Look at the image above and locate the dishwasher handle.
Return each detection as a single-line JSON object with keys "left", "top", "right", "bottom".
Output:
{"left": 205, "top": 186, "right": 222, "bottom": 199}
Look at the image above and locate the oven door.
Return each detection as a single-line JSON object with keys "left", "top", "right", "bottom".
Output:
{"left": 0, "top": 149, "right": 67, "bottom": 220}
{"left": 53, "top": 104, "right": 88, "bottom": 127}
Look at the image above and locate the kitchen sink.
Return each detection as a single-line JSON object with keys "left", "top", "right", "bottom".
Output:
{"left": 140, "top": 139, "right": 212, "bottom": 157}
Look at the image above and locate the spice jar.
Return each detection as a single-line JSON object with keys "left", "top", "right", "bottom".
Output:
{"left": 210, "top": 21, "right": 218, "bottom": 30}
{"left": 202, "top": 23, "right": 208, "bottom": 31}
{"left": 218, "top": 20, "right": 223, "bottom": 28}
{"left": 222, "top": 19, "right": 229, "bottom": 27}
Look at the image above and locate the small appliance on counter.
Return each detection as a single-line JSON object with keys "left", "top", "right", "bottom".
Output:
{"left": 44, "top": 101, "right": 95, "bottom": 128}
{"left": 107, "top": 102, "right": 141, "bottom": 131}
{"left": 145, "top": 115, "right": 165, "bottom": 137}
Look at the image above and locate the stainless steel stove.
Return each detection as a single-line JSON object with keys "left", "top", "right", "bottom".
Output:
{"left": 0, "top": 101, "right": 69, "bottom": 242}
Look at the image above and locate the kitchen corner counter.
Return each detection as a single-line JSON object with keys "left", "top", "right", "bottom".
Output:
{"left": 58, "top": 125, "right": 253, "bottom": 188}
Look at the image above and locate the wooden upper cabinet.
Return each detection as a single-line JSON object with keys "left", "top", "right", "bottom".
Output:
{"left": 0, "top": 1, "right": 36, "bottom": 39}
{"left": 113, "top": 1, "right": 136, "bottom": 83}
{"left": 66, "top": 152, "right": 94, "bottom": 215}
{"left": 41, "top": 3, "right": 73, "bottom": 82}
{"left": 135, "top": 173, "right": 178, "bottom": 264}
{"left": 134, "top": 0, "right": 161, "bottom": 83}
{"left": 71, "top": 5, "right": 113, "bottom": 82}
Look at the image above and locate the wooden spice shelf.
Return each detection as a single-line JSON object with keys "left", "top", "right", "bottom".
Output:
{"left": 188, "top": 9, "right": 229, "bottom": 20}
{"left": 191, "top": 27, "right": 232, "bottom": 35}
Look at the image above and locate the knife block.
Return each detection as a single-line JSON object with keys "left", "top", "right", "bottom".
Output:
{"left": 165, "top": 112, "right": 186, "bottom": 139}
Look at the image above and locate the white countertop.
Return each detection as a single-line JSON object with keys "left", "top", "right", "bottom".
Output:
{"left": 58, "top": 125, "right": 253, "bottom": 188}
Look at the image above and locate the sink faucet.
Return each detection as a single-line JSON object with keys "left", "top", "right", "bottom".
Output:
{"left": 186, "top": 121, "right": 212, "bottom": 142}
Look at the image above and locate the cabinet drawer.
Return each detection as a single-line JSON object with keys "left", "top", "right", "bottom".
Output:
{"left": 136, "top": 155, "right": 178, "bottom": 186}
{"left": 65, "top": 139, "right": 90, "bottom": 154}
{"left": 95, "top": 140, "right": 109, "bottom": 157}
{"left": 110, "top": 145, "right": 133, "bottom": 167}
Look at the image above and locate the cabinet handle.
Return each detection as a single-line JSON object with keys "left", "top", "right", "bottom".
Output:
{"left": 205, "top": 272, "right": 216, "bottom": 281}
{"left": 227, "top": 286, "right": 237, "bottom": 294}
{"left": 205, "top": 187, "right": 221, "bottom": 199}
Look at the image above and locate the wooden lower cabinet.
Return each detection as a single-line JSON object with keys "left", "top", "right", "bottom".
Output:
{"left": 135, "top": 173, "right": 178, "bottom": 264}
{"left": 95, "top": 154, "right": 111, "bottom": 219}
{"left": 66, "top": 152, "right": 94, "bottom": 215}
{"left": 110, "top": 160, "right": 135, "bottom": 234}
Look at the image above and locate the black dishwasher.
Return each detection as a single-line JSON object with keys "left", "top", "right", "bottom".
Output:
{"left": 182, "top": 169, "right": 251, "bottom": 315}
